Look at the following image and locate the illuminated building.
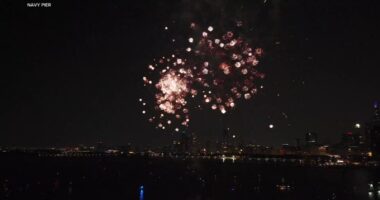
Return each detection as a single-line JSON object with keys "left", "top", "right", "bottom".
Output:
{"left": 280, "top": 144, "right": 298, "bottom": 155}
{"left": 118, "top": 143, "right": 133, "bottom": 154}
{"left": 175, "top": 132, "right": 198, "bottom": 154}
{"left": 221, "top": 128, "right": 238, "bottom": 153}
{"left": 303, "top": 132, "right": 320, "bottom": 154}
{"left": 341, "top": 132, "right": 361, "bottom": 147}
{"left": 337, "top": 131, "right": 365, "bottom": 155}
{"left": 305, "top": 132, "right": 318, "bottom": 146}
{"left": 190, "top": 132, "right": 199, "bottom": 154}
{"left": 365, "top": 101, "right": 380, "bottom": 159}
{"left": 243, "top": 144, "right": 272, "bottom": 154}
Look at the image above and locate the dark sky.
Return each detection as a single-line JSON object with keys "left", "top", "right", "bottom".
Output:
{"left": 2, "top": 0, "right": 380, "bottom": 147}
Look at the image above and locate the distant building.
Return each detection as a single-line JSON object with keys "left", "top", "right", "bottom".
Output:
{"left": 305, "top": 132, "right": 318, "bottom": 146}
{"left": 205, "top": 140, "right": 211, "bottom": 153}
{"left": 180, "top": 133, "right": 190, "bottom": 153}
{"left": 220, "top": 128, "right": 238, "bottom": 154}
{"left": 172, "top": 140, "right": 182, "bottom": 153}
{"left": 222, "top": 128, "right": 232, "bottom": 147}
{"left": 243, "top": 144, "right": 272, "bottom": 154}
{"left": 118, "top": 143, "right": 133, "bottom": 153}
{"left": 189, "top": 132, "right": 199, "bottom": 154}
{"left": 303, "top": 132, "right": 320, "bottom": 154}
{"left": 341, "top": 132, "right": 355, "bottom": 146}
{"left": 341, "top": 131, "right": 364, "bottom": 146}
{"left": 296, "top": 138, "right": 301, "bottom": 151}
{"left": 174, "top": 132, "right": 198, "bottom": 154}
{"left": 365, "top": 101, "right": 380, "bottom": 159}
{"left": 335, "top": 131, "right": 365, "bottom": 155}
{"left": 95, "top": 142, "right": 106, "bottom": 152}
{"left": 280, "top": 144, "right": 298, "bottom": 155}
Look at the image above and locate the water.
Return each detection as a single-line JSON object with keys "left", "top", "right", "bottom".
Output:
{"left": 0, "top": 155, "right": 379, "bottom": 200}
{"left": 139, "top": 185, "right": 145, "bottom": 200}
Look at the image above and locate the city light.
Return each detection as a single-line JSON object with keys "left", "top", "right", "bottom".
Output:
{"left": 355, "top": 123, "right": 361, "bottom": 128}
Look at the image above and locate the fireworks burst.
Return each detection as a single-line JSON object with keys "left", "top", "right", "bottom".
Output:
{"left": 140, "top": 22, "right": 265, "bottom": 132}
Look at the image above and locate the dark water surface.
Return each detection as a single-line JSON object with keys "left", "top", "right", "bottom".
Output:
{"left": 0, "top": 155, "right": 379, "bottom": 200}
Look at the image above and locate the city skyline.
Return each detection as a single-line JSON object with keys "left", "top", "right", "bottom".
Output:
{"left": 0, "top": 102, "right": 378, "bottom": 150}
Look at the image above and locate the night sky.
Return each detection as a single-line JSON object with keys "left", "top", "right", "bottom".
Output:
{"left": 2, "top": 0, "right": 380, "bottom": 147}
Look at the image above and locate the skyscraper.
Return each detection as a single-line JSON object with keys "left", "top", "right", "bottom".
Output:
{"left": 177, "top": 132, "right": 198, "bottom": 154}
{"left": 179, "top": 132, "right": 191, "bottom": 153}
{"left": 305, "top": 132, "right": 318, "bottom": 146}
{"left": 365, "top": 101, "right": 380, "bottom": 159}
{"left": 220, "top": 128, "right": 238, "bottom": 154}
{"left": 341, "top": 132, "right": 356, "bottom": 146}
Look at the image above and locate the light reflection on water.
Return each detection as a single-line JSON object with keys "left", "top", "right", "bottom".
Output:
{"left": 1, "top": 157, "right": 379, "bottom": 200}
{"left": 139, "top": 185, "right": 144, "bottom": 200}
{"left": 139, "top": 170, "right": 379, "bottom": 200}
{"left": 368, "top": 180, "right": 380, "bottom": 200}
